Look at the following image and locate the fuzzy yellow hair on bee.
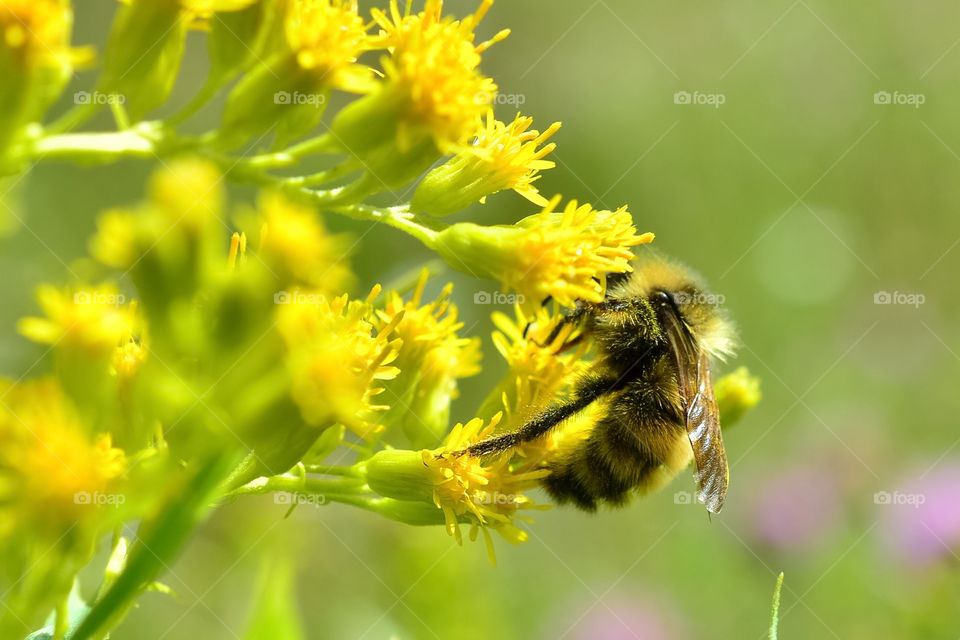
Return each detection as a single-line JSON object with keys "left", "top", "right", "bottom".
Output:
{"left": 461, "top": 256, "right": 737, "bottom": 513}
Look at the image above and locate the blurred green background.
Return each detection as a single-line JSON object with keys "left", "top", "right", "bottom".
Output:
{"left": 3, "top": 1, "right": 959, "bottom": 638}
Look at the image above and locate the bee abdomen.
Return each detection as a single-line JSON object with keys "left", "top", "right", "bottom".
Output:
{"left": 543, "top": 373, "right": 689, "bottom": 510}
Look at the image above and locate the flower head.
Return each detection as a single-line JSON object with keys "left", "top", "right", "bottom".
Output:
{"left": 0, "top": 0, "right": 78, "bottom": 71}
{"left": 255, "top": 191, "right": 354, "bottom": 291}
{"left": 375, "top": 271, "right": 481, "bottom": 445}
{"left": 423, "top": 415, "right": 549, "bottom": 558}
{"left": 0, "top": 379, "right": 126, "bottom": 538}
{"left": 412, "top": 111, "right": 561, "bottom": 216}
{"left": 371, "top": 0, "right": 506, "bottom": 149}
{"left": 276, "top": 287, "right": 402, "bottom": 438}
{"left": 18, "top": 285, "right": 135, "bottom": 358}
{"left": 284, "top": 0, "right": 375, "bottom": 93}
{"left": 478, "top": 304, "right": 589, "bottom": 422}
{"left": 433, "top": 197, "right": 654, "bottom": 308}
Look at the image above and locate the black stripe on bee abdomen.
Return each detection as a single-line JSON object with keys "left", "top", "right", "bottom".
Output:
{"left": 543, "top": 363, "right": 687, "bottom": 511}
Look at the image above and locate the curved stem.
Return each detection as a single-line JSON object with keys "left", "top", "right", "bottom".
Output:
{"left": 168, "top": 75, "right": 227, "bottom": 126}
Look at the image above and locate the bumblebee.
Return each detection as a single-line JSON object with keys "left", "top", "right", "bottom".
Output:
{"left": 463, "top": 258, "right": 737, "bottom": 513}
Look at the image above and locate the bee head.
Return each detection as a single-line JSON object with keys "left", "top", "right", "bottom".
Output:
{"left": 611, "top": 258, "right": 737, "bottom": 360}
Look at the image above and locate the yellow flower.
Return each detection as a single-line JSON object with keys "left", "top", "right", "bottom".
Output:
{"left": 478, "top": 305, "right": 589, "bottom": 423}
{"left": 433, "top": 196, "right": 655, "bottom": 308}
{"left": 276, "top": 287, "right": 402, "bottom": 439}
{"left": 149, "top": 157, "right": 225, "bottom": 226}
{"left": 422, "top": 415, "right": 549, "bottom": 561}
{"left": 284, "top": 0, "right": 375, "bottom": 93}
{"left": 0, "top": 379, "right": 126, "bottom": 537}
{"left": 0, "top": 0, "right": 77, "bottom": 70}
{"left": 18, "top": 285, "right": 135, "bottom": 358}
{"left": 413, "top": 111, "right": 561, "bottom": 216}
{"left": 375, "top": 271, "right": 481, "bottom": 446}
{"left": 715, "top": 366, "right": 762, "bottom": 427}
{"left": 255, "top": 191, "right": 354, "bottom": 291}
{"left": 0, "top": 0, "right": 86, "bottom": 149}
{"left": 90, "top": 209, "right": 139, "bottom": 270}
{"left": 332, "top": 0, "right": 508, "bottom": 161}
{"left": 373, "top": 0, "right": 507, "bottom": 149}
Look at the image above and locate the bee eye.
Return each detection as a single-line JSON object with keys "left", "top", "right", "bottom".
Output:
{"left": 654, "top": 290, "right": 673, "bottom": 305}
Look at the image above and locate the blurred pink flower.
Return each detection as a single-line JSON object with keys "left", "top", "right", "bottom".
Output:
{"left": 881, "top": 464, "right": 960, "bottom": 567}
{"left": 748, "top": 465, "right": 843, "bottom": 551}
{"left": 550, "top": 595, "right": 681, "bottom": 640}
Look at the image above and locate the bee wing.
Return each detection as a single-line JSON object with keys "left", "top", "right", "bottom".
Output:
{"left": 684, "top": 351, "right": 728, "bottom": 514}
{"left": 659, "top": 303, "right": 729, "bottom": 514}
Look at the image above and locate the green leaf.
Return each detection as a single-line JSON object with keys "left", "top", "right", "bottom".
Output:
{"left": 243, "top": 557, "right": 305, "bottom": 640}
{"left": 25, "top": 581, "right": 91, "bottom": 640}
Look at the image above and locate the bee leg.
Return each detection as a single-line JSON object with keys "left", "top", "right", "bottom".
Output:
{"left": 461, "top": 375, "right": 620, "bottom": 458}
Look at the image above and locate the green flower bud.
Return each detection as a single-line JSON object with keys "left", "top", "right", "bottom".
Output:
{"left": 101, "top": 0, "right": 190, "bottom": 120}
{"left": 365, "top": 449, "right": 435, "bottom": 504}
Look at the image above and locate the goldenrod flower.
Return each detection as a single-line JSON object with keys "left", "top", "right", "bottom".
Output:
{"left": 433, "top": 197, "right": 654, "bottom": 307}
{"left": 330, "top": 0, "right": 508, "bottom": 180}
{"left": 0, "top": 379, "right": 126, "bottom": 537}
{"left": 366, "top": 413, "right": 548, "bottom": 562}
{"left": 90, "top": 209, "right": 139, "bottom": 270}
{"left": 0, "top": 0, "right": 77, "bottom": 70}
{"left": 477, "top": 305, "right": 589, "bottom": 423}
{"left": 0, "top": 0, "right": 84, "bottom": 149}
{"left": 424, "top": 415, "right": 549, "bottom": 560}
{"left": 413, "top": 111, "right": 561, "bottom": 216}
{"left": 284, "top": 0, "right": 375, "bottom": 93}
{"left": 18, "top": 285, "right": 135, "bottom": 358}
{"left": 276, "top": 287, "right": 402, "bottom": 438}
{"left": 149, "top": 156, "right": 225, "bottom": 226}
{"left": 221, "top": 0, "right": 374, "bottom": 146}
{"left": 255, "top": 191, "right": 354, "bottom": 291}
{"left": 375, "top": 272, "right": 481, "bottom": 446}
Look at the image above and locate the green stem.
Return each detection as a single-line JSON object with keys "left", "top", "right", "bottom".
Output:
{"left": 769, "top": 572, "right": 784, "bottom": 640}
{"left": 240, "top": 133, "right": 337, "bottom": 170}
{"left": 54, "top": 595, "right": 68, "bottom": 640}
{"left": 32, "top": 130, "right": 157, "bottom": 161}
{"left": 70, "top": 451, "right": 241, "bottom": 640}
{"left": 45, "top": 101, "right": 103, "bottom": 135}
{"left": 303, "top": 464, "right": 366, "bottom": 478}
{"left": 228, "top": 473, "right": 368, "bottom": 498}
{"left": 333, "top": 203, "right": 441, "bottom": 247}
{"left": 168, "top": 75, "right": 228, "bottom": 126}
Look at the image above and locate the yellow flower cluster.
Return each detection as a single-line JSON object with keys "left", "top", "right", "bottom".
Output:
{"left": 421, "top": 415, "right": 549, "bottom": 561}
{"left": 276, "top": 287, "right": 402, "bottom": 439}
{"left": 284, "top": 0, "right": 375, "bottom": 93}
{"left": 18, "top": 285, "right": 137, "bottom": 359}
{"left": 0, "top": 379, "right": 126, "bottom": 538}
{"left": 370, "top": 0, "right": 507, "bottom": 151}
{"left": 255, "top": 191, "right": 354, "bottom": 292}
{"left": 432, "top": 197, "right": 654, "bottom": 308}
